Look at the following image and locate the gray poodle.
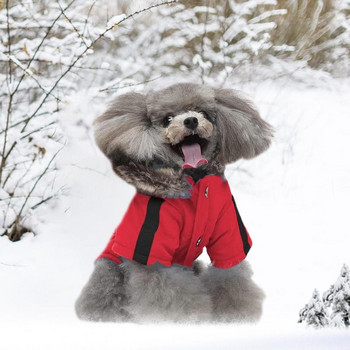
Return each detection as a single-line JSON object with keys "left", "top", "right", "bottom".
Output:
{"left": 75, "top": 83, "right": 273, "bottom": 323}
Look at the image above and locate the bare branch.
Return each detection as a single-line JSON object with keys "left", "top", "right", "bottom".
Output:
{"left": 58, "top": 1, "right": 89, "bottom": 49}
{"left": 10, "top": 0, "right": 77, "bottom": 97}
{"left": 0, "top": 112, "right": 50, "bottom": 136}
{"left": 83, "top": 0, "right": 97, "bottom": 41}
{"left": 0, "top": 0, "right": 14, "bottom": 185}
{"left": 0, "top": 88, "right": 13, "bottom": 185}
{"left": 19, "top": 121, "right": 56, "bottom": 140}
{"left": 5, "top": 0, "right": 12, "bottom": 83}
{"left": 19, "top": 0, "right": 177, "bottom": 133}
{"left": 30, "top": 195, "right": 55, "bottom": 210}
{"left": 0, "top": 58, "right": 122, "bottom": 72}
{"left": 99, "top": 75, "right": 163, "bottom": 92}
{"left": 0, "top": 53, "right": 62, "bottom": 102}
{"left": 12, "top": 146, "right": 62, "bottom": 227}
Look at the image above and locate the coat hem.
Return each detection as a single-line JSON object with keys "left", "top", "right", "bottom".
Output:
{"left": 112, "top": 242, "right": 172, "bottom": 267}
{"left": 211, "top": 251, "right": 248, "bottom": 269}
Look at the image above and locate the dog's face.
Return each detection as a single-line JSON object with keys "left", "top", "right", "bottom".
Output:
{"left": 94, "top": 83, "right": 273, "bottom": 171}
{"left": 158, "top": 110, "right": 214, "bottom": 169}
{"left": 146, "top": 84, "right": 219, "bottom": 169}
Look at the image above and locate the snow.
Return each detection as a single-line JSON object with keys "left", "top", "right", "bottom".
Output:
{"left": 106, "top": 14, "right": 126, "bottom": 28}
{"left": 1, "top": 76, "right": 350, "bottom": 348}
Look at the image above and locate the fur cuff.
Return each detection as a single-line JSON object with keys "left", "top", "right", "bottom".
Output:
{"left": 122, "top": 259, "right": 212, "bottom": 323}
{"left": 200, "top": 261, "right": 265, "bottom": 322}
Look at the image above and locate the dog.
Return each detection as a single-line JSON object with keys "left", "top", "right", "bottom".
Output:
{"left": 75, "top": 83, "right": 273, "bottom": 323}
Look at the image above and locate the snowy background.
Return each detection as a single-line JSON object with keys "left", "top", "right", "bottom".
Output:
{"left": 1, "top": 0, "right": 350, "bottom": 348}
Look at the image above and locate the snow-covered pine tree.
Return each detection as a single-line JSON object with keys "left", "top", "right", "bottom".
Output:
{"left": 323, "top": 264, "right": 350, "bottom": 328}
{"left": 298, "top": 289, "right": 329, "bottom": 328}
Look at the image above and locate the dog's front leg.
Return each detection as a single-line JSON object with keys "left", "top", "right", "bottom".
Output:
{"left": 200, "top": 260, "right": 265, "bottom": 322}
{"left": 122, "top": 260, "right": 212, "bottom": 323}
{"left": 75, "top": 258, "right": 130, "bottom": 322}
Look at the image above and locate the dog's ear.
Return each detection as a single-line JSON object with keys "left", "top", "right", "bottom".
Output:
{"left": 94, "top": 92, "right": 161, "bottom": 163}
{"left": 215, "top": 88, "right": 273, "bottom": 164}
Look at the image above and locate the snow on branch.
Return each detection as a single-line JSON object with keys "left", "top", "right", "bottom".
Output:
{"left": 0, "top": 0, "right": 177, "bottom": 241}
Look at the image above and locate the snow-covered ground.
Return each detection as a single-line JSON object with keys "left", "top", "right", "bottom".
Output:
{"left": 1, "top": 76, "right": 350, "bottom": 349}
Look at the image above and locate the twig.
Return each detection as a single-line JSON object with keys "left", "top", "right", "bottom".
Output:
{"left": 0, "top": 0, "right": 13, "bottom": 185}
{"left": 70, "top": 163, "right": 108, "bottom": 176}
{"left": 0, "top": 58, "right": 123, "bottom": 73}
{"left": 0, "top": 262, "right": 26, "bottom": 267}
{"left": 19, "top": 0, "right": 42, "bottom": 28}
{"left": 5, "top": 0, "right": 12, "bottom": 83}
{"left": 0, "top": 88, "right": 13, "bottom": 185}
{"left": 12, "top": 147, "right": 62, "bottom": 227}
{"left": 0, "top": 194, "right": 48, "bottom": 201}
{"left": 1, "top": 52, "right": 62, "bottom": 102}
{"left": 83, "top": 0, "right": 97, "bottom": 41}
{"left": 99, "top": 75, "right": 162, "bottom": 92}
{"left": 58, "top": 1, "right": 89, "bottom": 49}
{"left": 30, "top": 195, "right": 55, "bottom": 210}
{"left": 19, "top": 121, "right": 56, "bottom": 140}
{"left": 10, "top": 0, "right": 77, "bottom": 97}
{"left": 199, "top": 0, "right": 210, "bottom": 84}
{"left": 0, "top": 112, "right": 50, "bottom": 136}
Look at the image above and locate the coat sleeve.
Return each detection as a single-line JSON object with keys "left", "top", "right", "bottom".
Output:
{"left": 206, "top": 196, "right": 252, "bottom": 268}
{"left": 98, "top": 194, "right": 182, "bottom": 267}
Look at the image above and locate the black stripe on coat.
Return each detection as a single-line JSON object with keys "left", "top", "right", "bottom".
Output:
{"left": 133, "top": 197, "right": 165, "bottom": 265}
{"left": 232, "top": 196, "right": 251, "bottom": 255}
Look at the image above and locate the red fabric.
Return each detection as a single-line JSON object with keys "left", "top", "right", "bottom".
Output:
{"left": 98, "top": 175, "right": 252, "bottom": 269}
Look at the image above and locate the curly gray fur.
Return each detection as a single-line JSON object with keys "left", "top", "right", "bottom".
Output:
{"left": 75, "top": 82, "right": 272, "bottom": 324}
{"left": 113, "top": 158, "right": 225, "bottom": 198}
{"left": 94, "top": 83, "right": 273, "bottom": 196}
{"left": 75, "top": 258, "right": 131, "bottom": 322}
{"left": 200, "top": 261, "right": 265, "bottom": 323}
{"left": 76, "top": 258, "right": 212, "bottom": 323}
{"left": 76, "top": 258, "right": 264, "bottom": 323}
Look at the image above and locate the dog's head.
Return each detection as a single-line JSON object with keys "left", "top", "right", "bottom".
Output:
{"left": 94, "top": 83, "right": 273, "bottom": 174}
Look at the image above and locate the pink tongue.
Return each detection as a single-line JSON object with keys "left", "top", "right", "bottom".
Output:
{"left": 181, "top": 143, "right": 208, "bottom": 169}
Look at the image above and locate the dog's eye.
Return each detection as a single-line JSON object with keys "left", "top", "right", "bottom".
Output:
{"left": 163, "top": 115, "right": 173, "bottom": 127}
{"left": 199, "top": 110, "right": 208, "bottom": 118}
{"left": 199, "top": 110, "right": 212, "bottom": 122}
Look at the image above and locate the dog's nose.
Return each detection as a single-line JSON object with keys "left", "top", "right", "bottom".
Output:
{"left": 184, "top": 117, "right": 198, "bottom": 130}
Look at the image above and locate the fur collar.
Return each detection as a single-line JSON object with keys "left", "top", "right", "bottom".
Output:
{"left": 113, "top": 160, "right": 225, "bottom": 199}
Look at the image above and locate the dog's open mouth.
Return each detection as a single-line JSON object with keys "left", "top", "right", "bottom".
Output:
{"left": 172, "top": 134, "right": 208, "bottom": 169}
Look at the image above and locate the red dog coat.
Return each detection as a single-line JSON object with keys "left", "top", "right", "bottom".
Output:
{"left": 98, "top": 175, "right": 252, "bottom": 269}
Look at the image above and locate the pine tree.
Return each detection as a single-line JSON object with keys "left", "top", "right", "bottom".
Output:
{"left": 298, "top": 289, "right": 329, "bottom": 328}
{"left": 323, "top": 264, "right": 350, "bottom": 328}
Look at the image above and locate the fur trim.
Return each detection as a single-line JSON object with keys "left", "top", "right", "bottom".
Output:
{"left": 200, "top": 260, "right": 265, "bottom": 322}
{"left": 113, "top": 159, "right": 225, "bottom": 198}
{"left": 75, "top": 258, "right": 130, "bottom": 322}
